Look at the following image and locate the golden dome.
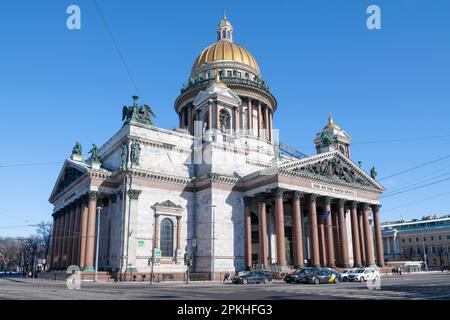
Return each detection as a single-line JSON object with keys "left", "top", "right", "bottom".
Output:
{"left": 323, "top": 113, "right": 341, "bottom": 130}
{"left": 190, "top": 40, "right": 260, "bottom": 76}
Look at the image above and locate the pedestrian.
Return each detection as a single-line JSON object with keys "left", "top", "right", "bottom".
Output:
{"left": 223, "top": 271, "right": 230, "bottom": 282}
{"left": 398, "top": 267, "right": 402, "bottom": 275}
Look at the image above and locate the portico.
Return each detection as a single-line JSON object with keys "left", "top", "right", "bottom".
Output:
{"left": 241, "top": 150, "right": 385, "bottom": 269}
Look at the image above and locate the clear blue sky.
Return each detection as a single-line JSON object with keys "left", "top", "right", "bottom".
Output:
{"left": 1, "top": 0, "right": 450, "bottom": 237}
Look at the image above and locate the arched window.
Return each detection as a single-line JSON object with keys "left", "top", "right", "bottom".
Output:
{"left": 222, "top": 30, "right": 226, "bottom": 39}
{"left": 160, "top": 218, "right": 174, "bottom": 257}
{"left": 219, "top": 109, "right": 231, "bottom": 133}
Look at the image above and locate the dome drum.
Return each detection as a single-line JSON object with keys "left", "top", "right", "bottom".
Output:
{"left": 174, "top": 14, "right": 277, "bottom": 143}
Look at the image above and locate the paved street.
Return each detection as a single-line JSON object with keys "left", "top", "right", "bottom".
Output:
{"left": 0, "top": 272, "right": 449, "bottom": 300}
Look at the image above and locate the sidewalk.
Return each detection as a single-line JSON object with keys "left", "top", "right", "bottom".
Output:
{"left": 3, "top": 277, "right": 286, "bottom": 287}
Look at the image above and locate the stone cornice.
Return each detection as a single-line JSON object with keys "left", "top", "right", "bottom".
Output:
{"left": 87, "top": 170, "right": 112, "bottom": 180}
{"left": 208, "top": 173, "right": 239, "bottom": 185}
{"left": 128, "top": 134, "right": 192, "bottom": 154}
{"left": 128, "top": 168, "right": 192, "bottom": 186}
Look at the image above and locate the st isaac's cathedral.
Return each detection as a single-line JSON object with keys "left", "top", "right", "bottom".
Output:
{"left": 48, "top": 15, "right": 385, "bottom": 280}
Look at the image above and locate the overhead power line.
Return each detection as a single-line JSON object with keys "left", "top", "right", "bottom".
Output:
{"left": 0, "top": 161, "right": 63, "bottom": 168}
{"left": 378, "top": 154, "right": 450, "bottom": 181}
{"left": 289, "top": 133, "right": 450, "bottom": 150}
{"left": 382, "top": 191, "right": 450, "bottom": 213}
{"left": 381, "top": 177, "right": 450, "bottom": 198}
{"left": 351, "top": 134, "right": 450, "bottom": 146}
{"left": 93, "top": 0, "right": 143, "bottom": 100}
{"left": 383, "top": 170, "right": 450, "bottom": 196}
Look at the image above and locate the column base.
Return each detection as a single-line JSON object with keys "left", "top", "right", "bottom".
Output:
{"left": 82, "top": 266, "right": 94, "bottom": 271}
{"left": 293, "top": 264, "right": 304, "bottom": 269}
{"left": 340, "top": 264, "right": 351, "bottom": 268}
{"left": 354, "top": 263, "right": 363, "bottom": 268}
{"left": 327, "top": 264, "right": 336, "bottom": 268}
{"left": 377, "top": 263, "right": 385, "bottom": 267}
{"left": 312, "top": 264, "right": 321, "bottom": 268}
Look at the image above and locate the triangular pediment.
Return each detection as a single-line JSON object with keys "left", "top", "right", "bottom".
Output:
{"left": 279, "top": 151, "right": 384, "bottom": 193}
{"left": 193, "top": 85, "right": 241, "bottom": 108}
{"left": 49, "top": 160, "right": 89, "bottom": 202}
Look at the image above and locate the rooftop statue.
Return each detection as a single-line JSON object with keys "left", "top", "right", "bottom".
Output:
{"left": 89, "top": 144, "right": 100, "bottom": 163}
{"left": 320, "top": 131, "right": 336, "bottom": 147}
{"left": 370, "top": 166, "right": 377, "bottom": 179}
{"left": 122, "top": 96, "right": 156, "bottom": 126}
{"left": 72, "top": 141, "right": 82, "bottom": 156}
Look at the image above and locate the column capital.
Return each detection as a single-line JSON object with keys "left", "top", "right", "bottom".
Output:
{"left": 308, "top": 193, "right": 317, "bottom": 203}
{"left": 292, "top": 191, "right": 304, "bottom": 200}
{"left": 88, "top": 191, "right": 100, "bottom": 201}
{"left": 128, "top": 189, "right": 142, "bottom": 200}
{"left": 351, "top": 201, "right": 358, "bottom": 209}
{"left": 256, "top": 192, "right": 266, "bottom": 203}
{"left": 371, "top": 204, "right": 381, "bottom": 212}
{"left": 362, "top": 203, "right": 371, "bottom": 211}
{"left": 243, "top": 196, "right": 252, "bottom": 206}
{"left": 272, "top": 188, "right": 285, "bottom": 198}
{"left": 337, "top": 198, "right": 346, "bottom": 208}
{"left": 324, "top": 196, "right": 332, "bottom": 205}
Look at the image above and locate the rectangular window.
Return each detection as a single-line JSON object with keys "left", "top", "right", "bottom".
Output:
{"left": 402, "top": 238, "right": 405, "bottom": 243}
{"left": 447, "top": 235, "right": 450, "bottom": 240}
{"left": 409, "top": 238, "right": 412, "bottom": 242}
{"left": 251, "top": 231, "right": 258, "bottom": 243}
{"left": 416, "top": 238, "right": 419, "bottom": 242}
{"left": 227, "top": 71, "right": 232, "bottom": 77}
{"left": 432, "top": 247, "right": 436, "bottom": 254}
{"left": 439, "top": 236, "right": 442, "bottom": 240}
{"left": 431, "top": 236, "right": 435, "bottom": 241}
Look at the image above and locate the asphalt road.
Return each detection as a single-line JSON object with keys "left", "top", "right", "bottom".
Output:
{"left": 0, "top": 272, "right": 449, "bottom": 300}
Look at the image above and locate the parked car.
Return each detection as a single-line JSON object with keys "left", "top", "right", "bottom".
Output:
{"left": 304, "top": 270, "right": 342, "bottom": 285}
{"left": 232, "top": 271, "right": 271, "bottom": 284}
{"left": 340, "top": 268, "right": 357, "bottom": 282}
{"left": 294, "top": 268, "right": 324, "bottom": 284}
{"left": 282, "top": 268, "right": 317, "bottom": 283}
{"left": 260, "top": 271, "right": 274, "bottom": 282}
{"left": 347, "top": 268, "right": 380, "bottom": 282}
{"left": 284, "top": 269, "right": 307, "bottom": 283}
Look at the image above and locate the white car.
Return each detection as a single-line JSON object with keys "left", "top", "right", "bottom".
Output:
{"left": 347, "top": 268, "right": 380, "bottom": 282}
{"left": 340, "top": 268, "right": 357, "bottom": 282}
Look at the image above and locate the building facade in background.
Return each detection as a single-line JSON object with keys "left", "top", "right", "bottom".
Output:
{"left": 48, "top": 16, "right": 385, "bottom": 279}
{"left": 382, "top": 215, "right": 450, "bottom": 269}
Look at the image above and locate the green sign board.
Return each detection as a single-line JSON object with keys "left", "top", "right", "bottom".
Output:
{"left": 154, "top": 248, "right": 162, "bottom": 258}
{"left": 191, "top": 239, "right": 197, "bottom": 247}
{"left": 137, "top": 240, "right": 145, "bottom": 248}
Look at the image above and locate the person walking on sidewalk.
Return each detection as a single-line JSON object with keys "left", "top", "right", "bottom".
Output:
{"left": 223, "top": 271, "right": 230, "bottom": 283}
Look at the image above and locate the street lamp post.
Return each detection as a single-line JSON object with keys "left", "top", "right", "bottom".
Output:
{"left": 94, "top": 207, "right": 102, "bottom": 282}
{"left": 421, "top": 229, "right": 428, "bottom": 272}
